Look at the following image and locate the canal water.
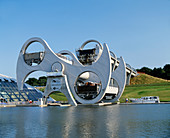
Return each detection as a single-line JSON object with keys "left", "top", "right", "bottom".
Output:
{"left": 0, "top": 104, "right": 170, "bottom": 138}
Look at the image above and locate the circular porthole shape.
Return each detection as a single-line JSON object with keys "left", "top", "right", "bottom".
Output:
{"left": 76, "top": 40, "right": 103, "bottom": 66}
{"left": 75, "top": 71, "right": 102, "bottom": 100}
{"left": 24, "top": 42, "right": 45, "bottom": 66}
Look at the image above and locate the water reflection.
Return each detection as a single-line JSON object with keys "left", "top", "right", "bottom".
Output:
{"left": 0, "top": 104, "right": 170, "bottom": 138}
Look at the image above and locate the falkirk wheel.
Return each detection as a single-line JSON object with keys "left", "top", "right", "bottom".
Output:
{"left": 16, "top": 37, "right": 137, "bottom": 106}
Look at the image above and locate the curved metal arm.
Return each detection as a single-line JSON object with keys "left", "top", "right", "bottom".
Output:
{"left": 80, "top": 40, "right": 103, "bottom": 50}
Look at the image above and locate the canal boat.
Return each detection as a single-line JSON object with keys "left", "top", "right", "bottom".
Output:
{"left": 76, "top": 81, "right": 101, "bottom": 99}
{"left": 129, "top": 96, "right": 160, "bottom": 103}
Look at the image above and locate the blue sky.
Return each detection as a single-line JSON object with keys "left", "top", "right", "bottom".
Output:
{"left": 0, "top": 0, "right": 170, "bottom": 78}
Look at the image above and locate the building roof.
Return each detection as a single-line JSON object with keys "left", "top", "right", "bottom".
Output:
{"left": 0, "top": 73, "right": 43, "bottom": 102}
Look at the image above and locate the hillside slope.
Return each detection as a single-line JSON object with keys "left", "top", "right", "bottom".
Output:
{"left": 120, "top": 73, "right": 170, "bottom": 102}
{"left": 130, "top": 73, "right": 169, "bottom": 85}
{"left": 37, "top": 73, "right": 170, "bottom": 102}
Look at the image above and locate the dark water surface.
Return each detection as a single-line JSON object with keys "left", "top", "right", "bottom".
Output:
{"left": 0, "top": 104, "right": 170, "bottom": 138}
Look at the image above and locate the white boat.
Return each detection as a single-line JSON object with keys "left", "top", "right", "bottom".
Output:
{"left": 129, "top": 96, "right": 160, "bottom": 103}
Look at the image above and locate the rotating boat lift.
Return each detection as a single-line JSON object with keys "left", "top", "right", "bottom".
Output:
{"left": 16, "top": 37, "right": 137, "bottom": 106}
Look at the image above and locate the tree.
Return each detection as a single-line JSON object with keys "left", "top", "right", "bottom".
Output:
{"left": 26, "top": 78, "right": 38, "bottom": 86}
{"left": 151, "top": 67, "right": 165, "bottom": 79}
{"left": 136, "top": 64, "right": 170, "bottom": 80}
{"left": 137, "top": 67, "right": 152, "bottom": 75}
{"left": 26, "top": 76, "right": 47, "bottom": 86}
{"left": 38, "top": 76, "right": 47, "bottom": 86}
{"left": 163, "top": 64, "right": 170, "bottom": 80}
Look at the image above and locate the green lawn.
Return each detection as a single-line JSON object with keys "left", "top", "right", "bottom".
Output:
{"left": 120, "top": 83, "right": 170, "bottom": 103}
{"left": 49, "top": 91, "right": 68, "bottom": 101}
{"left": 36, "top": 87, "right": 68, "bottom": 101}
{"left": 47, "top": 83, "right": 170, "bottom": 102}
{"left": 50, "top": 84, "right": 170, "bottom": 102}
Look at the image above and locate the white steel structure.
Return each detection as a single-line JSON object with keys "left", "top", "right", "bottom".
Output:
{"left": 16, "top": 37, "right": 137, "bottom": 106}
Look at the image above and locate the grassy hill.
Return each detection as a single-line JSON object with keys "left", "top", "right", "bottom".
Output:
{"left": 120, "top": 73, "right": 170, "bottom": 102}
{"left": 36, "top": 87, "right": 68, "bottom": 101}
{"left": 49, "top": 91, "right": 68, "bottom": 101}
{"left": 37, "top": 73, "right": 170, "bottom": 102}
{"left": 130, "top": 73, "right": 169, "bottom": 85}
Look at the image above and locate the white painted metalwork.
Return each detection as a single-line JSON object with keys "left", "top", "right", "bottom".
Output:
{"left": 16, "top": 37, "right": 137, "bottom": 106}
